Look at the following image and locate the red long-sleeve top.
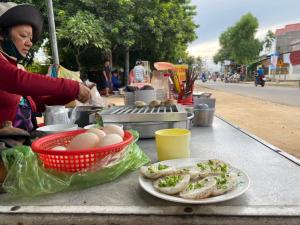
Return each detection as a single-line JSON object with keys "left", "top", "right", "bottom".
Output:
{"left": 0, "top": 51, "right": 79, "bottom": 125}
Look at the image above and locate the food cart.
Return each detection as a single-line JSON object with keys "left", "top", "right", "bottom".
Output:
{"left": 1, "top": 116, "right": 300, "bottom": 225}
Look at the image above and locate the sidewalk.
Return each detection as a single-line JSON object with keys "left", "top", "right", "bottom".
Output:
{"left": 106, "top": 94, "right": 124, "bottom": 105}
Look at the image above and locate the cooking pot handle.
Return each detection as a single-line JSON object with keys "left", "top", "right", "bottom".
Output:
{"left": 199, "top": 92, "right": 212, "bottom": 98}
{"left": 187, "top": 112, "right": 194, "bottom": 120}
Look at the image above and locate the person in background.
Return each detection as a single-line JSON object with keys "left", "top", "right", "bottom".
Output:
{"left": 257, "top": 66, "right": 264, "bottom": 77}
{"left": 129, "top": 68, "right": 135, "bottom": 84}
{"left": 101, "top": 60, "right": 111, "bottom": 96}
{"left": 118, "top": 68, "right": 125, "bottom": 86}
{"left": 0, "top": 2, "right": 91, "bottom": 131}
{"left": 133, "top": 61, "right": 145, "bottom": 83}
{"left": 200, "top": 72, "right": 207, "bottom": 82}
{"left": 111, "top": 70, "right": 121, "bottom": 91}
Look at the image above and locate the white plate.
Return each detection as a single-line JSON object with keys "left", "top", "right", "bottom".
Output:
{"left": 139, "top": 158, "right": 250, "bottom": 204}
{"left": 37, "top": 124, "right": 79, "bottom": 134}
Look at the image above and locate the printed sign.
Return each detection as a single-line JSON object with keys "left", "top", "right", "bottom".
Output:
{"left": 174, "top": 64, "right": 188, "bottom": 82}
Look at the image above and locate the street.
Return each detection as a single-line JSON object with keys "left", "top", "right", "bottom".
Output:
{"left": 198, "top": 81, "right": 300, "bottom": 107}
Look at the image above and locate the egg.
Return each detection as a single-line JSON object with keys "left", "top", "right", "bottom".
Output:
{"left": 102, "top": 124, "right": 124, "bottom": 138}
{"left": 87, "top": 128, "right": 106, "bottom": 140}
{"left": 51, "top": 146, "right": 67, "bottom": 151}
{"left": 98, "top": 134, "right": 123, "bottom": 147}
{"left": 67, "top": 132, "right": 100, "bottom": 150}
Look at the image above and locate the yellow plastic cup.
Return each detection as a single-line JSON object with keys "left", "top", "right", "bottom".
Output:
{"left": 155, "top": 128, "right": 191, "bottom": 161}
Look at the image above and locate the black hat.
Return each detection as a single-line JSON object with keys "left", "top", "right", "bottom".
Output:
{"left": 0, "top": 2, "right": 43, "bottom": 43}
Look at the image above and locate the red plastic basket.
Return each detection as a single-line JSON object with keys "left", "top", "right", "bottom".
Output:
{"left": 31, "top": 130, "right": 134, "bottom": 173}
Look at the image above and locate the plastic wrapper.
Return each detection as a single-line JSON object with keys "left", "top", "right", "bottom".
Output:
{"left": 76, "top": 87, "right": 107, "bottom": 107}
{"left": 1, "top": 130, "right": 150, "bottom": 197}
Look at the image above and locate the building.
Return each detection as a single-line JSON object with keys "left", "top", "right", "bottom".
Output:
{"left": 274, "top": 23, "right": 300, "bottom": 80}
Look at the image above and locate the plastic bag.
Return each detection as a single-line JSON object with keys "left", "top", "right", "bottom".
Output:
{"left": 1, "top": 130, "right": 150, "bottom": 197}
{"left": 76, "top": 86, "right": 107, "bottom": 107}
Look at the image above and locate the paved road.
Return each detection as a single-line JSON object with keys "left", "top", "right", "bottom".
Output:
{"left": 198, "top": 81, "right": 300, "bottom": 107}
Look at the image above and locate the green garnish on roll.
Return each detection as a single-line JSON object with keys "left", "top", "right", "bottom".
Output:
{"left": 158, "top": 175, "right": 184, "bottom": 187}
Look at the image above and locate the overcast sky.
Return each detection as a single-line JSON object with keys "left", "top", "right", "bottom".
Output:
{"left": 188, "top": 0, "right": 300, "bottom": 70}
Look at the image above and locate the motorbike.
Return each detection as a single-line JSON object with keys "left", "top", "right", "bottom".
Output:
{"left": 254, "top": 75, "right": 266, "bottom": 87}
{"left": 201, "top": 76, "right": 207, "bottom": 82}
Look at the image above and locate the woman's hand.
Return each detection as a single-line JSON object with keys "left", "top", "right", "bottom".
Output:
{"left": 77, "top": 83, "right": 91, "bottom": 103}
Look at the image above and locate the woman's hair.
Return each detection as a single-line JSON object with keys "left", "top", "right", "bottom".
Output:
{"left": 0, "top": 26, "right": 9, "bottom": 38}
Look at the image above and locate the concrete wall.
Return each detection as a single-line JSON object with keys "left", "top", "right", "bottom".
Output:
{"left": 275, "top": 31, "right": 300, "bottom": 80}
{"left": 292, "top": 65, "right": 300, "bottom": 74}
{"left": 266, "top": 74, "right": 300, "bottom": 80}
{"left": 267, "top": 64, "right": 300, "bottom": 80}
{"left": 276, "top": 30, "right": 300, "bottom": 53}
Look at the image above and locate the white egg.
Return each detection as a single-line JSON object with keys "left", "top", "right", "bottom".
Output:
{"left": 51, "top": 146, "right": 67, "bottom": 151}
{"left": 98, "top": 134, "right": 123, "bottom": 147}
{"left": 86, "top": 128, "right": 106, "bottom": 140}
{"left": 67, "top": 132, "right": 100, "bottom": 150}
{"left": 102, "top": 124, "right": 124, "bottom": 138}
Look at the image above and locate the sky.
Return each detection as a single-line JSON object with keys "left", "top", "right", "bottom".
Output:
{"left": 188, "top": 0, "right": 300, "bottom": 71}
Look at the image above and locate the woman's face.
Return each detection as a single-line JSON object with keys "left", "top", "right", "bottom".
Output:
{"left": 9, "top": 25, "right": 33, "bottom": 57}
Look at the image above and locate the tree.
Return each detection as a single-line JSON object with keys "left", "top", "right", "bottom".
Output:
{"left": 262, "top": 30, "right": 275, "bottom": 54}
{"left": 214, "top": 13, "right": 262, "bottom": 65}
{"left": 82, "top": 0, "right": 139, "bottom": 63}
{"left": 132, "top": 0, "right": 198, "bottom": 64}
{"left": 56, "top": 10, "right": 110, "bottom": 70}
{"left": 186, "top": 55, "right": 202, "bottom": 67}
{"left": 18, "top": 0, "right": 198, "bottom": 71}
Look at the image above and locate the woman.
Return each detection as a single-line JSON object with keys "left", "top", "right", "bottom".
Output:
{"left": 0, "top": 2, "right": 91, "bottom": 131}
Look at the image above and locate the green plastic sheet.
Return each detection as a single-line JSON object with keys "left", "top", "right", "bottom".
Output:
{"left": 1, "top": 130, "right": 150, "bottom": 197}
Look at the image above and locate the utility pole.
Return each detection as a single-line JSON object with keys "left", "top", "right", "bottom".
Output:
{"left": 125, "top": 47, "right": 130, "bottom": 85}
{"left": 47, "top": 0, "right": 59, "bottom": 65}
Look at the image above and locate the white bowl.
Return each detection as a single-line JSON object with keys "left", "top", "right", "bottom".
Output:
{"left": 37, "top": 124, "right": 79, "bottom": 134}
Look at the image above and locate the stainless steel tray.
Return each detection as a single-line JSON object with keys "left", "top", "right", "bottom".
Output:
{"left": 121, "top": 112, "right": 194, "bottom": 139}
{"left": 100, "top": 105, "right": 187, "bottom": 123}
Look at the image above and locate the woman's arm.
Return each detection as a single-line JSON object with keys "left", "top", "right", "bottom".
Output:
{"left": 32, "top": 95, "right": 76, "bottom": 112}
{"left": 0, "top": 57, "right": 79, "bottom": 99}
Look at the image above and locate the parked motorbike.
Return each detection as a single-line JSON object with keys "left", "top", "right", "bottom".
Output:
{"left": 254, "top": 75, "right": 266, "bottom": 87}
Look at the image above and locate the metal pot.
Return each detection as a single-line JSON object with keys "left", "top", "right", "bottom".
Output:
{"left": 122, "top": 112, "right": 194, "bottom": 139}
{"left": 44, "top": 105, "right": 69, "bottom": 125}
{"left": 68, "top": 106, "right": 103, "bottom": 127}
{"left": 193, "top": 104, "right": 215, "bottom": 127}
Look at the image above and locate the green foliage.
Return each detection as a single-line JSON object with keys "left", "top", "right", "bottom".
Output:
{"left": 214, "top": 13, "right": 262, "bottom": 65}
{"left": 185, "top": 55, "right": 202, "bottom": 67}
{"left": 262, "top": 30, "right": 275, "bottom": 53}
{"left": 134, "top": 0, "right": 198, "bottom": 63}
{"left": 56, "top": 9, "right": 110, "bottom": 69}
{"left": 25, "top": 62, "right": 49, "bottom": 74}
{"left": 57, "top": 10, "right": 109, "bottom": 49}
{"left": 17, "top": 0, "right": 198, "bottom": 70}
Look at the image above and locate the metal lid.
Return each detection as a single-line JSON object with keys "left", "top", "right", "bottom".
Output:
{"left": 194, "top": 104, "right": 209, "bottom": 111}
